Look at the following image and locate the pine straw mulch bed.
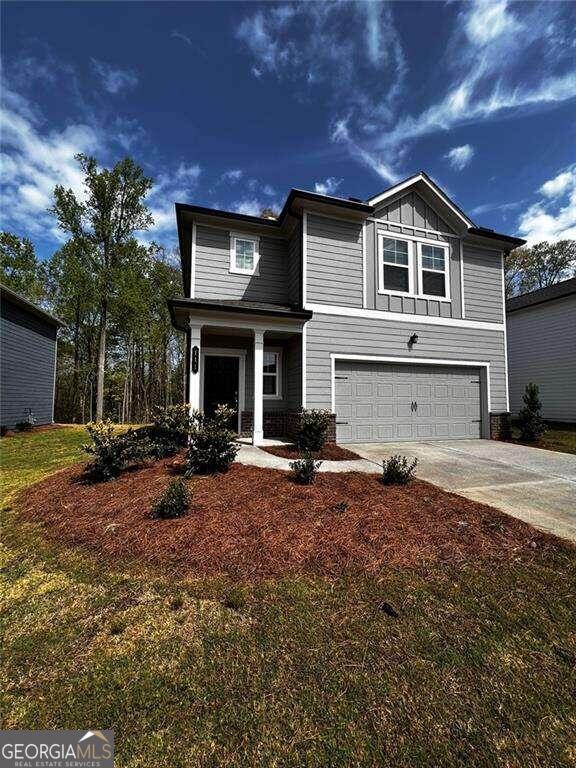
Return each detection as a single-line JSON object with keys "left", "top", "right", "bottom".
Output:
{"left": 16, "top": 458, "right": 569, "bottom": 580}
{"left": 262, "top": 443, "right": 359, "bottom": 461}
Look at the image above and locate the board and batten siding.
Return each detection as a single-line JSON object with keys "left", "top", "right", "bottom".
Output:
{"left": 306, "top": 214, "right": 363, "bottom": 308}
{"left": 462, "top": 246, "right": 504, "bottom": 323}
{"left": 1, "top": 299, "right": 57, "bottom": 428}
{"left": 372, "top": 190, "right": 457, "bottom": 234}
{"left": 194, "top": 225, "right": 290, "bottom": 304}
{"left": 305, "top": 312, "right": 507, "bottom": 414}
{"left": 365, "top": 221, "right": 463, "bottom": 318}
{"left": 507, "top": 295, "right": 576, "bottom": 422}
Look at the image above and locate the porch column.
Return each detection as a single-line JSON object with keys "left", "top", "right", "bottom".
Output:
{"left": 253, "top": 329, "right": 264, "bottom": 445}
{"left": 188, "top": 322, "right": 202, "bottom": 415}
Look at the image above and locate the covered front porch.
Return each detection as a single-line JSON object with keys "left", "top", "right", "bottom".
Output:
{"left": 169, "top": 298, "right": 311, "bottom": 445}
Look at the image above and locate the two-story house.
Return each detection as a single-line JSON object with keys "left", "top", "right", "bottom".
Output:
{"left": 168, "top": 172, "right": 524, "bottom": 445}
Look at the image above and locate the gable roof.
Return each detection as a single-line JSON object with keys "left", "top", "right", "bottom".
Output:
{"left": 366, "top": 171, "right": 475, "bottom": 229}
{"left": 506, "top": 277, "right": 576, "bottom": 313}
{"left": 1, "top": 284, "right": 65, "bottom": 327}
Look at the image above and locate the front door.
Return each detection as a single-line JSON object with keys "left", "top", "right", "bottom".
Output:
{"left": 203, "top": 355, "right": 240, "bottom": 430}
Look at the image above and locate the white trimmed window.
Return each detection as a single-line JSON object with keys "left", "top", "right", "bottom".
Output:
{"left": 378, "top": 235, "right": 413, "bottom": 295}
{"left": 418, "top": 243, "right": 450, "bottom": 299}
{"left": 263, "top": 349, "right": 282, "bottom": 399}
{"left": 230, "top": 233, "right": 260, "bottom": 275}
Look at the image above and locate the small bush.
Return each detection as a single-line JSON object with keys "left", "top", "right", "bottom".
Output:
{"left": 150, "top": 479, "right": 190, "bottom": 520}
{"left": 381, "top": 455, "right": 418, "bottom": 485}
{"left": 290, "top": 452, "right": 322, "bottom": 485}
{"left": 15, "top": 420, "right": 33, "bottom": 432}
{"left": 133, "top": 404, "right": 193, "bottom": 458}
{"left": 296, "top": 409, "right": 332, "bottom": 452}
{"left": 82, "top": 421, "right": 143, "bottom": 481}
{"left": 518, "top": 382, "right": 546, "bottom": 442}
{"left": 185, "top": 405, "right": 239, "bottom": 475}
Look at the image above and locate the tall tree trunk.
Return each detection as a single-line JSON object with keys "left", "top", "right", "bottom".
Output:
{"left": 72, "top": 300, "right": 81, "bottom": 421}
{"left": 95, "top": 297, "right": 107, "bottom": 420}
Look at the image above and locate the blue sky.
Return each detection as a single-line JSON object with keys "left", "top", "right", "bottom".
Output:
{"left": 1, "top": 0, "right": 575, "bottom": 260}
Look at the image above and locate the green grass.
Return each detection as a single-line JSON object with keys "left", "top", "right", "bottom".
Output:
{"left": 1, "top": 429, "right": 575, "bottom": 767}
{"left": 511, "top": 421, "right": 576, "bottom": 456}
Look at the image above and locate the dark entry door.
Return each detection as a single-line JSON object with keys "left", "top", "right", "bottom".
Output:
{"left": 203, "top": 355, "right": 239, "bottom": 430}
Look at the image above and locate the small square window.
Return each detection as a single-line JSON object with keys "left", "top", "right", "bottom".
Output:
{"left": 230, "top": 234, "right": 259, "bottom": 275}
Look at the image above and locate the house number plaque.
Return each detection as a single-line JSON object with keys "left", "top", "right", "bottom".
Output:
{"left": 192, "top": 346, "right": 199, "bottom": 374}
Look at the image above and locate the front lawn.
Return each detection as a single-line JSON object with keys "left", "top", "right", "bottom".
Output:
{"left": 509, "top": 421, "right": 576, "bottom": 455}
{"left": 1, "top": 428, "right": 575, "bottom": 767}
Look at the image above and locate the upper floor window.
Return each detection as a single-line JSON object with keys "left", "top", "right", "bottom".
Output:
{"left": 230, "top": 233, "right": 260, "bottom": 275}
{"left": 418, "top": 243, "right": 450, "bottom": 299}
{"left": 263, "top": 349, "right": 282, "bottom": 399}
{"left": 378, "top": 236, "right": 413, "bottom": 295}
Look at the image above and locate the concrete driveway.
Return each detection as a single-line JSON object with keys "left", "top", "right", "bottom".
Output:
{"left": 348, "top": 440, "right": 576, "bottom": 542}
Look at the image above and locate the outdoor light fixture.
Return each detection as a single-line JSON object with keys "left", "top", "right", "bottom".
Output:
{"left": 409, "top": 333, "right": 419, "bottom": 346}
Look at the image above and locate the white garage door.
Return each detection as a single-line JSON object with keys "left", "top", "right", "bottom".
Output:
{"left": 335, "top": 361, "right": 482, "bottom": 443}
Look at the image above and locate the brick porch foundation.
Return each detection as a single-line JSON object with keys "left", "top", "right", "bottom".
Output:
{"left": 241, "top": 410, "right": 337, "bottom": 442}
{"left": 490, "top": 411, "right": 512, "bottom": 440}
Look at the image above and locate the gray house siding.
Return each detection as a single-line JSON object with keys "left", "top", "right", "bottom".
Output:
{"left": 195, "top": 225, "right": 290, "bottom": 304}
{"left": 372, "top": 190, "right": 457, "bottom": 235}
{"left": 287, "top": 219, "right": 301, "bottom": 306}
{"left": 306, "top": 214, "right": 363, "bottom": 308}
{"left": 507, "top": 295, "right": 576, "bottom": 422}
{"left": 305, "top": 311, "right": 507, "bottom": 418}
{"left": 462, "top": 246, "right": 504, "bottom": 324}
{"left": 1, "top": 299, "right": 57, "bottom": 429}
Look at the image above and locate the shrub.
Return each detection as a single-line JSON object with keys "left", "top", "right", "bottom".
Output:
{"left": 133, "top": 404, "right": 193, "bottom": 458}
{"left": 185, "top": 404, "right": 239, "bottom": 475}
{"left": 518, "top": 382, "right": 546, "bottom": 442}
{"left": 82, "top": 421, "right": 143, "bottom": 481}
{"left": 150, "top": 479, "right": 190, "bottom": 520}
{"left": 290, "top": 452, "right": 322, "bottom": 485}
{"left": 15, "top": 420, "right": 33, "bottom": 432}
{"left": 296, "top": 409, "right": 332, "bottom": 452}
{"left": 381, "top": 455, "right": 418, "bottom": 485}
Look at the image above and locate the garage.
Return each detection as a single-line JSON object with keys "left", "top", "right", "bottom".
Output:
{"left": 334, "top": 360, "right": 483, "bottom": 443}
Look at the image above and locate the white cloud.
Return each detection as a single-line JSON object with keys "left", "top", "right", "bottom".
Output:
{"left": 445, "top": 144, "right": 475, "bottom": 171}
{"left": 518, "top": 165, "right": 576, "bottom": 245}
{"left": 171, "top": 30, "right": 192, "bottom": 46}
{"left": 145, "top": 163, "right": 202, "bottom": 236}
{"left": 91, "top": 59, "right": 138, "bottom": 94}
{"left": 251, "top": 67, "right": 263, "bottom": 79}
{"left": 464, "top": 0, "right": 521, "bottom": 46}
{"left": 314, "top": 177, "right": 342, "bottom": 196}
{"left": 231, "top": 198, "right": 270, "bottom": 217}
{"left": 540, "top": 168, "right": 575, "bottom": 198}
{"left": 220, "top": 169, "right": 243, "bottom": 184}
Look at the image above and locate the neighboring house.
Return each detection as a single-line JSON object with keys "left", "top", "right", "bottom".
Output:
{"left": 168, "top": 172, "right": 524, "bottom": 444}
{"left": 506, "top": 277, "right": 576, "bottom": 424}
{"left": 1, "top": 285, "right": 64, "bottom": 430}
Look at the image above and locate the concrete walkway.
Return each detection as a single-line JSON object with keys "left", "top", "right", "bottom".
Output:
{"left": 349, "top": 440, "right": 576, "bottom": 542}
{"left": 236, "top": 443, "right": 378, "bottom": 474}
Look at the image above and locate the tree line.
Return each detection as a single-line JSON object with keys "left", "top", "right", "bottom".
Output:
{"left": 1, "top": 151, "right": 575, "bottom": 424}
{"left": 1, "top": 154, "right": 184, "bottom": 424}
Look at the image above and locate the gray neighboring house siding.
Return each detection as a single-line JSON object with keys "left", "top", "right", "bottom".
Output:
{"left": 1, "top": 288, "right": 61, "bottom": 429}
{"left": 507, "top": 285, "right": 576, "bottom": 423}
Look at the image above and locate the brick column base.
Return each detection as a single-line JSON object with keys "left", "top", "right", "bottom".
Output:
{"left": 490, "top": 411, "right": 512, "bottom": 440}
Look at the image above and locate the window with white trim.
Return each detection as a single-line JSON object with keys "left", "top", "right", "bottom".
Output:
{"left": 379, "top": 236, "right": 412, "bottom": 295}
{"left": 230, "top": 233, "right": 259, "bottom": 275}
{"left": 263, "top": 349, "right": 282, "bottom": 398}
{"left": 419, "top": 243, "right": 450, "bottom": 299}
